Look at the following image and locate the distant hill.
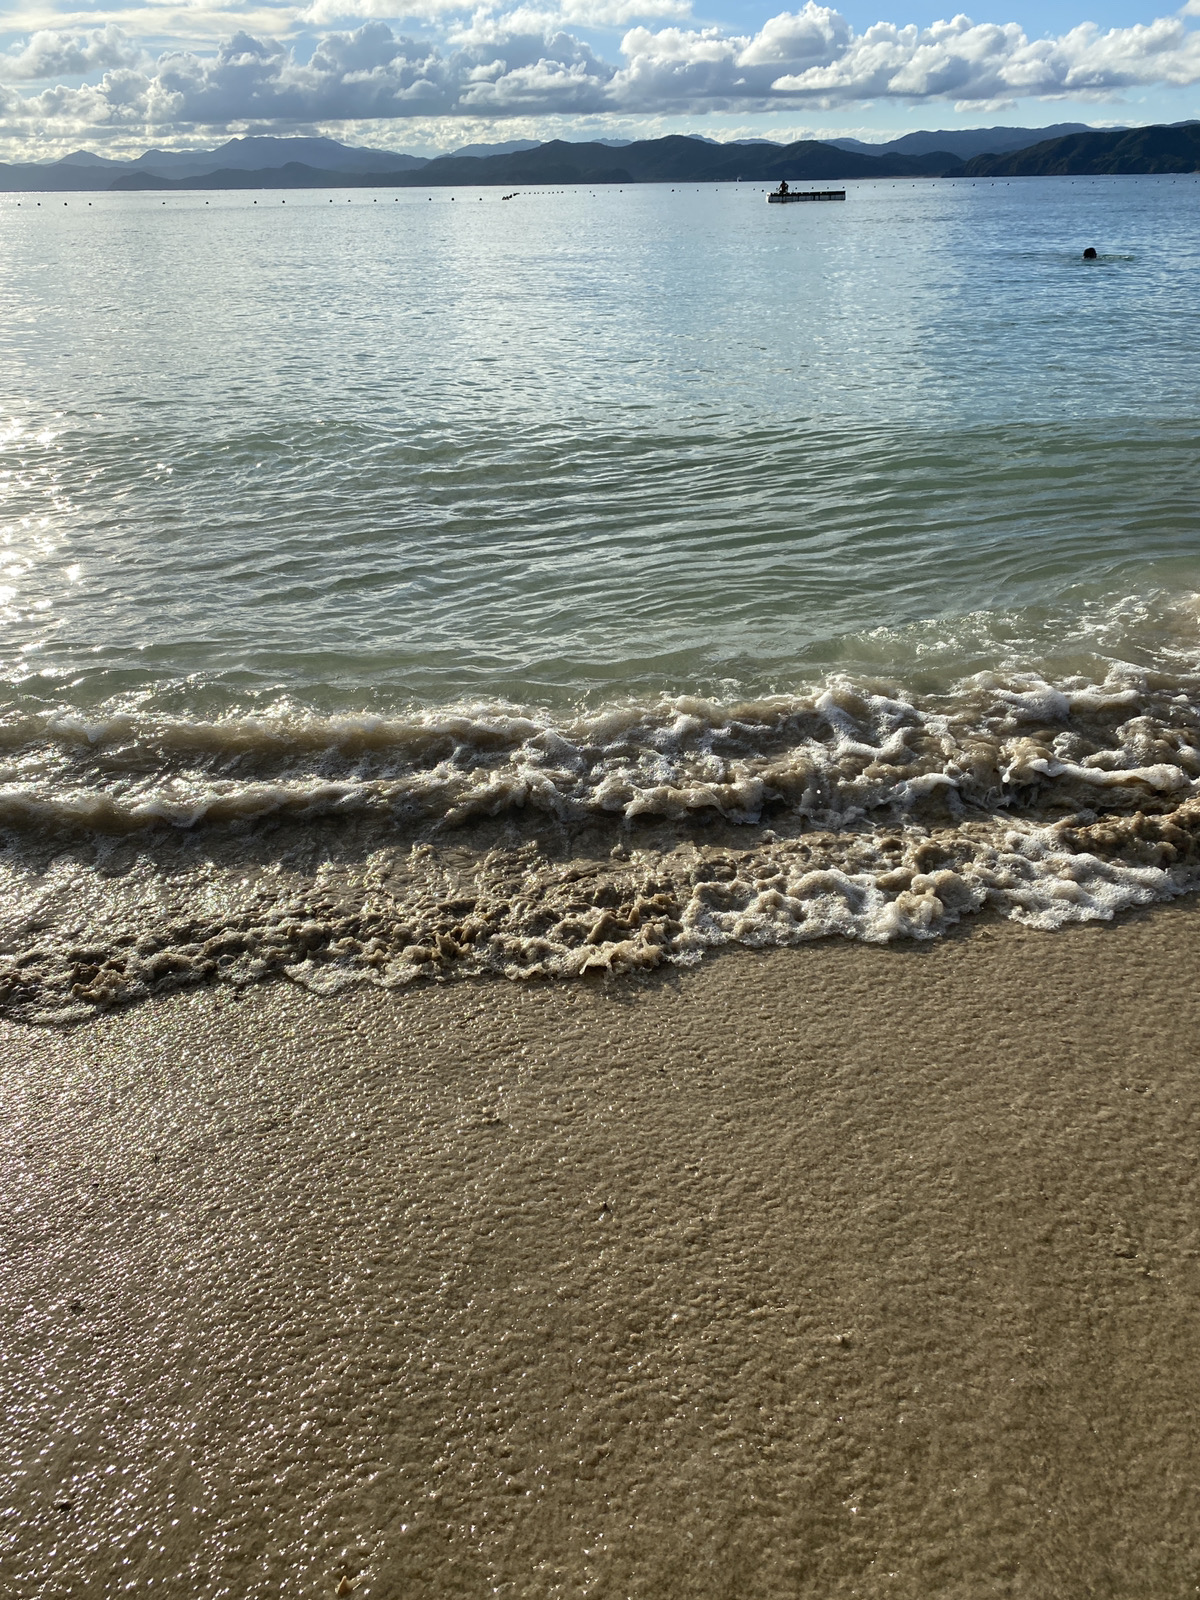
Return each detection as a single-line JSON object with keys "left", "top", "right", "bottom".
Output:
{"left": 830, "top": 124, "right": 1095, "bottom": 161}
{"left": 57, "top": 149, "right": 130, "bottom": 169}
{"left": 107, "top": 134, "right": 964, "bottom": 191}
{"left": 7, "top": 121, "right": 1195, "bottom": 193}
{"left": 111, "top": 163, "right": 367, "bottom": 191}
{"left": 0, "top": 135, "right": 429, "bottom": 190}
{"left": 0, "top": 161, "right": 116, "bottom": 191}
{"left": 126, "top": 136, "right": 427, "bottom": 177}
{"left": 446, "top": 139, "right": 542, "bottom": 160}
{"left": 400, "top": 135, "right": 962, "bottom": 185}
{"left": 965, "top": 123, "right": 1200, "bottom": 176}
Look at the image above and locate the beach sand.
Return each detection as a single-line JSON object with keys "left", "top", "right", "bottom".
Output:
{"left": 3, "top": 905, "right": 1200, "bottom": 1599}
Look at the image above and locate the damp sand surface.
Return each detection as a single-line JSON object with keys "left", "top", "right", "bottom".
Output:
{"left": 4, "top": 908, "right": 1200, "bottom": 1598}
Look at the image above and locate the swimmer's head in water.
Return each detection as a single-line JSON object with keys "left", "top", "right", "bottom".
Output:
{"left": 1083, "top": 247, "right": 1098, "bottom": 260}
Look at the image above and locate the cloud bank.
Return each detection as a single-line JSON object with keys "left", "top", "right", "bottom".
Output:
{"left": 2, "top": 3, "right": 1200, "bottom": 144}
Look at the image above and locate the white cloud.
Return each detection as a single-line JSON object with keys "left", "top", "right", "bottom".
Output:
{"left": 0, "top": 6, "right": 308, "bottom": 51}
{"left": 1, "top": 5, "right": 1199, "bottom": 141}
{"left": 560, "top": 0, "right": 690, "bottom": 22}
{"left": 609, "top": 6, "right": 851, "bottom": 108}
{"left": 1, "top": 24, "right": 145, "bottom": 81}
{"left": 736, "top": 7, "right": 849, "bottom": 68}
{"left": 0, "top": 18, "right": 617, "bottom": 125}
{"left": 765, "top": 12, "right": 1200, "bottom": 103}
{"left": 303, "top": 0, "right": 686, "bottom": 22}
{"left": 612, "top": 8, "right": 1200, "bottom": 111}
{"left": 301, "top": 0, "right": 467, "bottom": 23}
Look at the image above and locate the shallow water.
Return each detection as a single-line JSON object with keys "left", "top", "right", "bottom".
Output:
{"left": 2, "top": 175, "right": 1199, "bottom": 1017}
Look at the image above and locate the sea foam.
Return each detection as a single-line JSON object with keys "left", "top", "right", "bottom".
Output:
{"left": 2, "top": 666, "right": 1199, "bottom": 1021}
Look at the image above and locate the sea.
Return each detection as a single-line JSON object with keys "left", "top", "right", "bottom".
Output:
{"left": 2, "top": 174, "right": 1199, "bottom": 1020}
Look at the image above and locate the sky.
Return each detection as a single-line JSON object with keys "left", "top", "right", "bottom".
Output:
{"left": 1, "top": 0, "right": 1198, "bottom": 160}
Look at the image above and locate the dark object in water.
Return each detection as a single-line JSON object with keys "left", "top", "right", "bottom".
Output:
{"left": 768, "top": 189, "right": 846, "bottom": 204}
{"left": 1083, "top": 246, "right": 1098, "bottom": 259}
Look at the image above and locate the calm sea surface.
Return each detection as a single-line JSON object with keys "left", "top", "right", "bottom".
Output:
{"left": 2, "top": 175, "right": 1200, "bottom": 1017}
{"left": 3, "top": 175, "right": 1199, "bottom": 716}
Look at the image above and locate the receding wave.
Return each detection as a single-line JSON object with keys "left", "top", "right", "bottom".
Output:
{"left": 3, "top": 659, "right": 1200, "bottom": 1021}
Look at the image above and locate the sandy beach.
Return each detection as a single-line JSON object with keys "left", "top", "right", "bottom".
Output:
{"left": 5, "top": 109, "right": 1200, "bottom": 1600}
{"left": 3, "top": 905, "right": 1200, "bottom": 1598}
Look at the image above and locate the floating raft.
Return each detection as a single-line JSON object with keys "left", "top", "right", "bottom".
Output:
{"left": 767, "top": 190, "right": 846, "bottom": 204}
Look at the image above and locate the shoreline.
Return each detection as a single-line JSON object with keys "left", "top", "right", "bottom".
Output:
{"left": 3, "top": 901, "right": 1200, "bottom": 1596}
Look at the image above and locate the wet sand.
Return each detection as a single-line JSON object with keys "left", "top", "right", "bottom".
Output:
{"left": 3, "top": 907, "right": 1200, "bottom": 1598}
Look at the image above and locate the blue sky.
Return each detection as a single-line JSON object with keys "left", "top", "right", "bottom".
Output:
{"left": 1, "top": 0, "right": 1197, "bottom": 158}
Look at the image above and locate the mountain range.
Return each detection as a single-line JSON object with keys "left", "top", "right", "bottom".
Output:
{"left": 963, "top": 122, "right": 1200, "bottom": 176}
{"left": 1, "top": 122, "right": 1197, "bottom": 192}
{"left": 828, "top": 123, "right": 1095, "bottom": 160}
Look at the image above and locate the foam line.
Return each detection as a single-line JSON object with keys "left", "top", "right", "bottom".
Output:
{"left": 2, "top": 665, "right": 1200, "bottom": 1020}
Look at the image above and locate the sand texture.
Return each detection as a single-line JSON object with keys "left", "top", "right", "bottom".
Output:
{"left": 3, "top": 908, "right": 1200, "bottom": 1598}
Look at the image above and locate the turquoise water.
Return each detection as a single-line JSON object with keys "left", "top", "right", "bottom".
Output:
{"left": 2, "top": 175, "right": 1200, "bottom": 1018}
{"left": 3, "top": 175, "right": 1199, "bottom": 714}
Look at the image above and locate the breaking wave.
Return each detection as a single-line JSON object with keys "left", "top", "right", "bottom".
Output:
{"left": 3, "top": 659, "right": 1200, "bottom": 1022}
